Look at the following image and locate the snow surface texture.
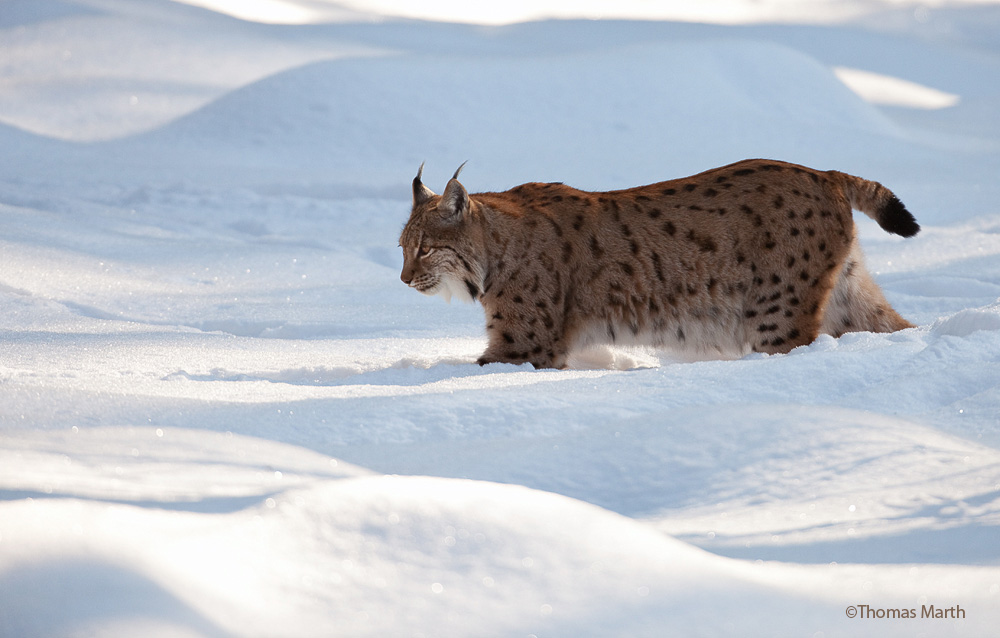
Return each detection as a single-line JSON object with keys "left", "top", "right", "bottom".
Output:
{"left": 2, "top": 0, "right": 1000, "bottom": 636}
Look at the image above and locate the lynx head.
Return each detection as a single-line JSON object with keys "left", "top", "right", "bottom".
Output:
{"left": 399, "top": 163, "right": 485, "bottom": 303}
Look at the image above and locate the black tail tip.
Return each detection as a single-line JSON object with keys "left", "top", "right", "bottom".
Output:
{"left": 882, "top": 195, "right": 920, "bottom": 238}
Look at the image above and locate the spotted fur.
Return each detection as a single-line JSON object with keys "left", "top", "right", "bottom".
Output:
{"left": 399, "top": 159, "right": 918, "bottom": 369}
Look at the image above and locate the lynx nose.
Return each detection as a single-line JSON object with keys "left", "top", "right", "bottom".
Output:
{"left": 400, "top": 266, "right": 414, "bottom": 286}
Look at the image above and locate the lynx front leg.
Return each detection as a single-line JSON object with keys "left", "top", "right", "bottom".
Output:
{"left": 477, "top": 310, "right": 567, "bottom": 369}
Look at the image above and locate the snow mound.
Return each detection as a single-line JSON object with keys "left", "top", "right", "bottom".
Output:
{"left": 0, "top": 426, "right": 368, "bottom": 503}
{"left": 3, "top": 428, "right": 999, "bottom": 638}
{"left": 131, "top": 39, "right": 899, "bottom": 189}
{"left": 934, "top": 302, "right": 1000, "bottom": 337}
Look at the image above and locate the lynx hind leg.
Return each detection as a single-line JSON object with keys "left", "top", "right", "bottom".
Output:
{"left": 821, "top": 242, "right": 914, "bottom": 337}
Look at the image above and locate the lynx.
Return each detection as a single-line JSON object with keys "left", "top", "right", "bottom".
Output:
{"left": 399, "top": 159, "right": 919, "bottom": 369}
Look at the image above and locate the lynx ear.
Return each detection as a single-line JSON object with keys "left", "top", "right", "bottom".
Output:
{"left": 439, "top": 177, "right": 469, "bottom": 222}
{"left": 439, "top": 163, "right": 470, "bottom": 222}
{"left": 412, "top": 162, "right": 436, "bottom": 207}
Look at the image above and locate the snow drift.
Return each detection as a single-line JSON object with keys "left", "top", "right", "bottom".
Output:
{"left": 2, "top": 0, "right": 1000, "bottom": 636}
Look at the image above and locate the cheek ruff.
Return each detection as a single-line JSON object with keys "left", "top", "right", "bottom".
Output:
{"left": 432, "top": 273, "right": 477, "bottom": 304}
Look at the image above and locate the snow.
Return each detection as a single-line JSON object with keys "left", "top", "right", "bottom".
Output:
{"left": 2, "top": 0, "right": 1000, "bottom": 636}
{"left": 832, "top": 67, "right": 962, "bottom": 109}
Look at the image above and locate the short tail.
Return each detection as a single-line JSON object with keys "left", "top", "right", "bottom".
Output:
{"left": 831, "top": 171, "right": 920, "bottom": 237}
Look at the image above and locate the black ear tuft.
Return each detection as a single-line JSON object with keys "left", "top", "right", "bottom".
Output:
{"left": 412, "top": 162, "right": 436, "bottom": 206}
{"left": 452, "top": 161, "right": 469, "bottom": 181}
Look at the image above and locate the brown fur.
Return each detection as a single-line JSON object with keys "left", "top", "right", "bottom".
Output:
{"left": 399, "top": 159, "right": 918, "bottom": 369}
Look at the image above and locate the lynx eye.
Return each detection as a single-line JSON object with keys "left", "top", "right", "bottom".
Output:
{"left": 417, "top": 246, "right": 435, "bottom": 258}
